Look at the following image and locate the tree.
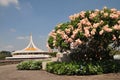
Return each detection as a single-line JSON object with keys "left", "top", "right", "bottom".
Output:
{"left": 0, "top": 51, "right": 12, "bottom": 60}
{"left": 47, "top": 7, "right": 120, "bottom": 61}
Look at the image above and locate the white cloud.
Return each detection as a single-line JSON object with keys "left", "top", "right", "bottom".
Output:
{"left": 1, "top": 45, "right": 14, "bottom": 51}
{"left": 6, "top": 45, "right": 14, "bottom": 48}
{"left": 10, "top": 28, "right": 16, "bottom": 32}
{"left": 5, "top": 45, "right": 14, "bottom": 49}
{"left": 16, "top": 36, "right": 29, "bottom": 40}
{"left": 0, "top": 0, "right": 20, "bottom": 10}
{"left": 0, "top": 0, "right": 18, "bottom": 6}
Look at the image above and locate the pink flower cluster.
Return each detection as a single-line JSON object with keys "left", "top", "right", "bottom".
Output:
{"left": 113, "top": 24, "right": 120, "bottom": 30}
{"left": 48, "top": 7, "right": 120, "bottom": 50}
{"left": 49, "top": 24, "right": 83, "bottom": 47}
{"left": 103, "top": 25, "right": 112, "bottom": 32}
{"left": 69, "top": 11, "right": 86, "bottom": 21}
{"left": 68, "top": 7, "right": 120, "bottom": 38}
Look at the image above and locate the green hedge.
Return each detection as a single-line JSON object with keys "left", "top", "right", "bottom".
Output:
{"left": 46, "top": 60, "right": 120, "bottom": 75}
{"left": 17, "top": 60, "right": 42, "bottom": 70}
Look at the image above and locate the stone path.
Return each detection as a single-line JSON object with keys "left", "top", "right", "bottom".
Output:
{"left": 0, "top": 64, "right": 120, "bottom": 80}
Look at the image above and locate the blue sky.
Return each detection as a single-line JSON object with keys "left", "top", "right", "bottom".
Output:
{"left": 0, "top": 0, "right": 120, "bottom": 51}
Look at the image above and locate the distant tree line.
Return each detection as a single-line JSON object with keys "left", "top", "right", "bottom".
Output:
{"left": 0, "top": 51, "right": 12, "bottom": 60}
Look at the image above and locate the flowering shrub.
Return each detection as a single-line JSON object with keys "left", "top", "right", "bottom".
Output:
{"left": 48, "top": 7, "right": 120, "bottom": 61}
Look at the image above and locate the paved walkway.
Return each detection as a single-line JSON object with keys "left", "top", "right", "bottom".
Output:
{"left": 0, "top": 64, "right": 120, "bottom": 80}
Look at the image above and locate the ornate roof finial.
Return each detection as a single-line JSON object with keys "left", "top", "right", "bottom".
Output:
{"left": 24, "top": 33, "right": 39, "bottom": 51}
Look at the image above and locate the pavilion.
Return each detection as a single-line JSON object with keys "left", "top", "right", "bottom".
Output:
{"left": 6, "top": 34, "right": 50, "bottom": 60}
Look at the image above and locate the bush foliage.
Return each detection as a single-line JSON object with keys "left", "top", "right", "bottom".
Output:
{"left": 17, "top": 60, "right": 42, "bottom": 70}
{"left": 46, "top": 61, "right": 120, "bottom": 75}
